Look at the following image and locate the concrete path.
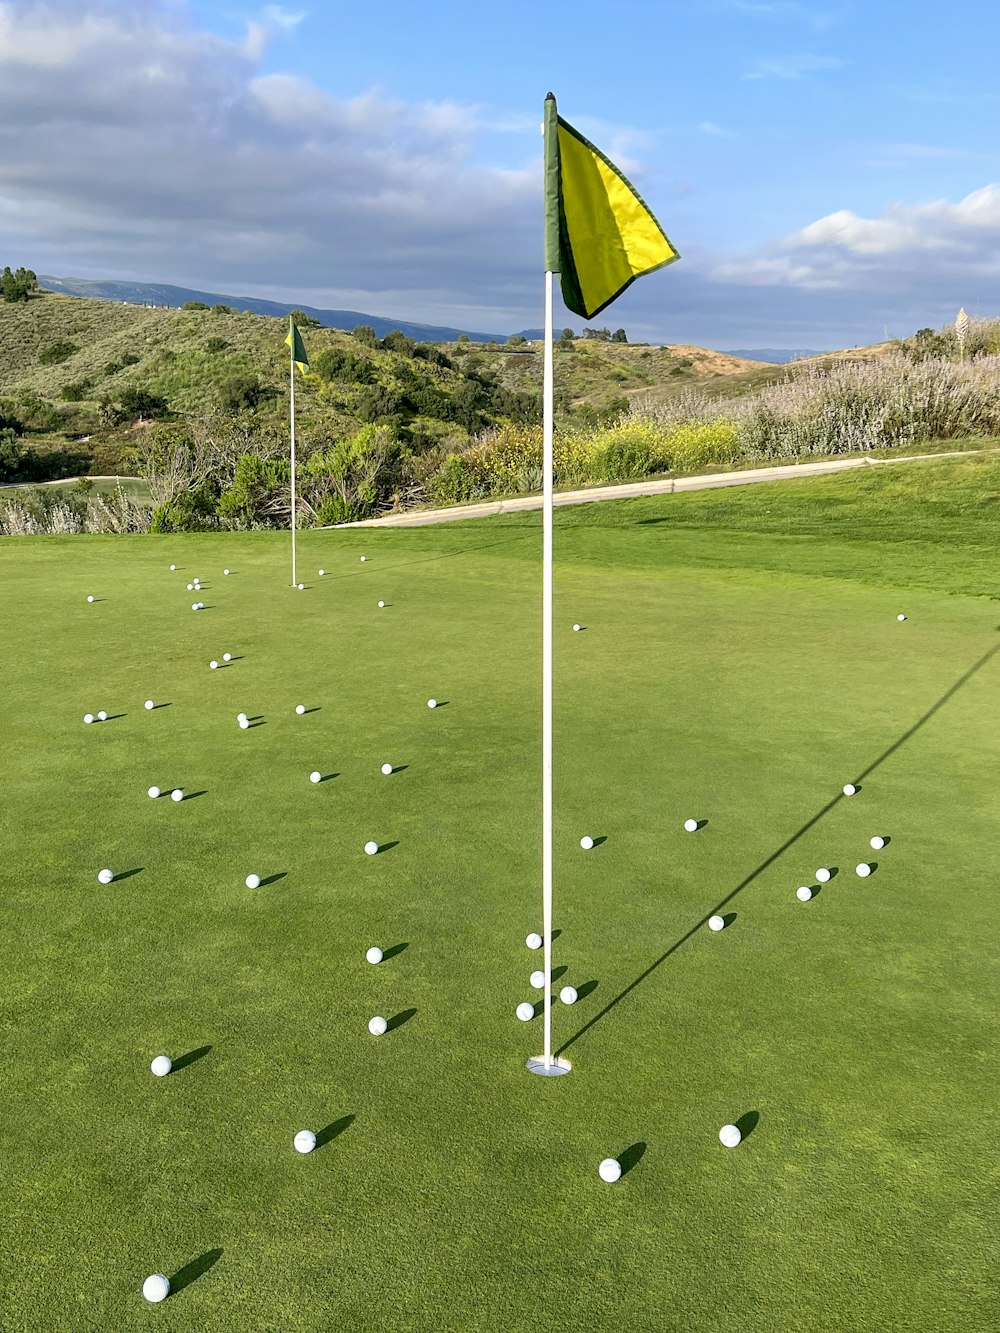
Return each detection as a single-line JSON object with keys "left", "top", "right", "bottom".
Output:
{"left": 330, "top": 449, "right": 982, "bottom": 529}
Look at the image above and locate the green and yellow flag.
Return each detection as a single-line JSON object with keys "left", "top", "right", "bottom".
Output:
{"left": 544, "top": 93, "right": 679, "bottom": 320}
{"left": 285, "top": 315, "right": 309, "bottom": 373}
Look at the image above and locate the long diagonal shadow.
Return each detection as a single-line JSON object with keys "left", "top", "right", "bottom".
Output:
{"left": 557, "top": 637, "right": 1000, "bottom": 1058}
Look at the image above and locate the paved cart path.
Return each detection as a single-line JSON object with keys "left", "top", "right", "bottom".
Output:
{"left": 330, "top": 449, "right": 984, "bottom": 529}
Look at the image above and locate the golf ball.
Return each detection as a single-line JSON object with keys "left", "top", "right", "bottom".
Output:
{"left": 245, "top": 873, "right": 261, "bottom": 889}
{"left": 309, "top": 772, "right": 321, "bottom": 784}
{"left": 368, "top": 1015, "right": 388, "bottom": 1036}
{"left": 364, "top": 841, "right": 379, "bottom": 855}
{"left": 815, "top": 868, "right": 831, "bottom": 883}
{"left": 360, "top": 555, "right": 366, "bottom": 562}
{"left": 856, "top": 862, "right": 872, "bottom": 878}
{"left": 97, "top": 710, "right": 108, "bottom": 722}
{"left": 598, "top": 1158, "right": 622, "bottom": 1183}
{"left": 210, "top": 661, "right": 219, "bottom": 670}
{"left": 297, "top": 583, "right": 304, "bottom": 591}
{"left": 170, "top": 789, "right": 184, "bottom": 803}
{"left": 83, "top": 713, "right": 94, "bottom": 724}
{"left": 187, "top": 583, "right": 194, "bottom": 591}
{"left": 559, "top": 986, "right": 578, "bottom": 1005}
{"left": 525, "top": 933, "right": 542, "bottom": 950}
{"left": 169, "top": 564, "right": 176, "bottom": 571}
{"left": 515, "top": 1002, "right": 534, "bottom": 1022}
{"left": 238, "top": 718, "right": 249, "bottom": 730}
{"left": 796, "top": 886, "right": 813, "bottom": 901}
{"left": 147, "top": 786, "right": 160, "bottom": 799}
{"left": 191, "top": 603, "right": 198, "bottom": 611}
{"left": 144, "top": 700, "right": 155, "bottom": 710}
{"left": 366, "top": 946, "right": 384, "bottom": 965}
{"left": 897, "top": 613, "right": 907, "bottom": 622}
{"left": 224, "top": 568, "right": 230, "bottom": 575}
{"left": 842, "top": 783, "right": 857, "bottom": 796}
{"left": 573, "top": 624, "right": 581, "bottom": 632}
{"left": 719, "top": 1124, "right": 742, "bottom": 1148}
{"left": 237, "top": 712, "right": 247, "bottom": 723}
{"left": 97, "top": 869, "right": 114, "bottom": 884}
{"left": 294, "top": 1130, "right": 316, "bottom": 1154}
{"left": 318, "top": 569, "right": 325, "bottom": 576}
{"left": 377, "top": 600, "right": 385, "bottom": 608}
{"left": 708, "top": 915, "right": 725, "bottom": 931}
{"left": 223, "top": 653, "right": 232, "bottom": 662}
{"left": 150, "top": 1055, "right": 172, "bottom": 1077}
{"left": 198, "top": 602, "right": 204, "bottom": 609}
{"left": 684, "top": 818, "right": 698, "bottom": 832}
{"left": 870, "top": 835, "right": 886, "bottom": 850}
{"left": 529, "top": 970, "right": 546, "bottom": 989}
{"left": 142, "top": 1274, "right": 170, "bottom": 1304}
{"left": 86, "top": 595, "right": 94, "bottom": 603}
{"left": 427, "top": 699, "right": 437, "bottom": 709}
{"left": 381, "top": 763, "right": 393, "bottom": 775}
{"left": 295, "top": 704, "right": 305, "bottom": 714}
{"left": 580, "top": 836, "right": 594, "bottom": 850}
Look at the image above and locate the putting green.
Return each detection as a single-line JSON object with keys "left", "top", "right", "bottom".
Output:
{"left": 1, "top": 463, "right": 997, "bottom": 1331}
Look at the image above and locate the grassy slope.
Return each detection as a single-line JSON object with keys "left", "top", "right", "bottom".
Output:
{"left": 0, "top": 460, "right": 997, "bottom": 1331}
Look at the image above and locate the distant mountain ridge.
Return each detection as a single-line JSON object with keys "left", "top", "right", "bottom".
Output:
{"left": 38, "top": 275, "right": 534, "bottom": 344}
{"left": 722, "top": 348, "right": 827, "bottom": 364}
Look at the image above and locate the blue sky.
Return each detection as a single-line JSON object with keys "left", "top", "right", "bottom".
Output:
{"left": 3, "top": 0, "right": 1000, "bottom": 346}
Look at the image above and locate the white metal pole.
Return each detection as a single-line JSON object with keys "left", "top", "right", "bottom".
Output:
{"left": 290, "top": 339, "right": 297, "bottom": 587}
{"left": 542, "top": 268, "right": 554, "bottom": 1069}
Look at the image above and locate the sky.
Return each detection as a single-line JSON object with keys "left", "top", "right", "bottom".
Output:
{"left": 3, "top": 0, "right": 1000, "bottom": 347}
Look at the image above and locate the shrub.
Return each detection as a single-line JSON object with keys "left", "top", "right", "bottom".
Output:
{"left": 182, "top": 301, "right": 209, "bottom": 311}
{"left": 38, "top": 340, "right": 78, "bottom": 365}
{"left": 219, "top": 373, "right": 265, "bottom": 414}
{"left": 381, "top": 329, "right": 415, "bottom": 357}
{"left": 60, "top": 379, "right": 92, "bottom": 402}
{"left": 119, "top": 385, "right": 168, "bottom": 419}
{"left": 204, "top": 337, "right": 229, "bottom": 354}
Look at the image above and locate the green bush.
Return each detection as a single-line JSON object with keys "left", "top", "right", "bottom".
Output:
{"left": 38, "top": 340, "right": 78, "bottom": 366}
{"left": 60, "top": 379, "right": 93, "bottom": 402}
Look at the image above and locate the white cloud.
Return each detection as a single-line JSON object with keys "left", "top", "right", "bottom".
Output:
{"left": 697, "top": 121, "right": 738, "bottom": 138}
{"left": 743, "top": 52, "right": 845, "bottom": 80}
{"left": 262, "top": 5, "right": 306, "bottom": 30}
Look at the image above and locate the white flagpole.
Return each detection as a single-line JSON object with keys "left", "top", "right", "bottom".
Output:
{"left": 527, "top": 268, "right": 569, "bottom": 1077}
{"left": 290, "top": 334, "right": 297, "bottom": 587}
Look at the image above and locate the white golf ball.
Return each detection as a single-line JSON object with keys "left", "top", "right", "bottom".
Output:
{"left": 529, "top": 970, "right": 546, "bottom": 989}
{"left": 377, "top": 600, "right": 385, "bottom": 608}
{"left": 427, "top": 699, "right": 437, "bottom": 709}
{"left": 97, "top": 868, "right": 114, "bottom": 884}
{"left": 187, "top": 583, "right": 194, "bottom": 591}
{"left": 815, "top": 868, "right": 831, "bottom": 883}
{"left": 598, "top": 1158, "right": 622, "bottom": 1183}
{"left": 843, "top": 783, "right": 857, "bottom": 796}
{"left": 684, "top": 818, "right": 698, "bottom": 832}
{"left": 525, "top": 933, "right": 542, "bottom": 950}
{"left": 368, "top": 1015, "right": 387, "bottom": 1036}
{"left": 97, "top": 710, "right": 108, "bottom": 722}
{"left": 191, "top": 602, "right": 199, "bottom": 611}
{"left": 197, "top": 602, "right": 204, "bottom": 610}
{"left": 364, "top": 841, "right": 379, "bottom": 855}
{"left": 210, "top": 661, "right": 219, "bottom": 670}
{"left": 294, "top": 1130, "right": 317, "bottom": 1154}
{"left": 515, "top": 1002, "right": 534, "bottom": 1022}
{"left": 223, "top": 653, "right": 232, "bottom": 662}
{"left": 144, "top": 700, "right": 154, "bottom": 710}
{"left": 708, "top": 914, "right": 725, "bottom": 931}
{"left": 169, "top": 564, "right": 176, "bottom": 571}
{"left": 856, "top": 862, "right": 872, "bottom": 878}
{"left": 171, "top": 789, "right": 183, "bottom": 803}
{"left": 580, "top": 835, "right": 594, "bottom": 850}
{"left": 870, "top": 835, "right": 886, "bottom": 850}
{"left": 297, "top": 583, "right": 304, "bottom": 591}
{"left": 366, "top": 946, "right": 384, "bottom": 965}
{"left": 309, "top": 771, "right": 321, "bottom": 784}
{"left": 573, "top": 624, "right": 581, "bottom": 632}
{"left": 236, "top": 712, "right": 247, "bottom": 722}
{"left": 150, "top": 1055, "right": 172, "bottom": 1077}
{"left": 381, "top": 763, "right": 393, "bottom": 775}
{"left": 245, "top": 873, "right": 261, "bottom": 889}
{"left": 796, "top": 886, "right": 813, "bottom": 901}
{"left": 295, "top": 704, "right": 305, "bottom": 715}
{"left": 147, "top": 786, "right": 160, "bottom": 799}
{"left": 559, "top": 986, "right": 578, "bottom": 1005}
{"left": 86, "top": 595, "right": 94, "bottom": 603}
{"left": 142, "top": 1274, "right": 170, "bottom": 1304}
{"left": 239, "top": 718, "right": 249, "bottom": 730}
{"left": 224, "top": 568, "right": 230, "bottom": 575}
{"left": 318, "top": 569, "right": 325, "bottom": 576}
{"left": 897, "top": 613, "right": 907, "bottom": 621}
{"left": 719, "top": 1123, "right": 742, "bottom": 1148}
{"left": 83, "top": 713, "right": 94, "bottom": 724}
{"left": 360, "top": 555, "right": 366, "bottom": 562}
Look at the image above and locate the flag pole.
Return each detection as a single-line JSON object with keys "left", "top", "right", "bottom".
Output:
{"left": 289, "top": 331, "right": 297, "bottom": 588}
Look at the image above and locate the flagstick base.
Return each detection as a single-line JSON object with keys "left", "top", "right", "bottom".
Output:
{"left": 526, "top": 1055, "right": 572, "bottom": 1077}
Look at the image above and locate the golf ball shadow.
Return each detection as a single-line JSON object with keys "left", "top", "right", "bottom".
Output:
{"left": 616, "top": 1141, "right": 647, "bottom": 1177}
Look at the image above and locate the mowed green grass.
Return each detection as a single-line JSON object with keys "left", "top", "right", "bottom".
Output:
{"left": 1, "top": 459, "right": 998, "bottom": 1331}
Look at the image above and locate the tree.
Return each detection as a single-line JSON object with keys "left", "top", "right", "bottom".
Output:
{"left": 381, "top": 329, "right": 415, "bottom": 356}
{"left": 182, "top": 301, "right": 209, "bottom": 311}
{"left": 290, "top": 309, "right": 321, "bottom": 328}
{"left": 210, "top": 303, "right": 235, "bottom": 316}
{"left": 118, "top": 385, "right": 168, "bottom": 418}
{"left": 352, "top": 325, "right": 377, "bottom": 346}
{"left": 1, "top": 266, "right": 37, "bottom": 303}
{"left": 304, "top": 423, "right": 399, "bottom": 525}
{"left": 560, "top": 328, "right": 576, "bottom": 342}
{"left": 219, "top": 373, "right": 265, "bottom": 414}
{"left": 506, "top": 334, "right": 526, "bottom": 347}
{"left": 611, "top": 328, "right": 628, "bottom": 343}
{"left": 583, "top": 326, "right": 611, "bottom": 341}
